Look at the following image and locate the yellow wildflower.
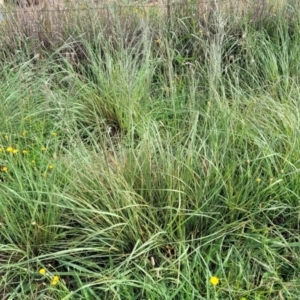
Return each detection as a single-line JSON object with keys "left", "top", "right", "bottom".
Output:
{"left": 41, "top": 146, "right": 46, "bottom": 151}
{"left": 256, "top": 178, "right": 261, "bottom": 183}
{"left": 12, "top": 149, "right": 19, "bottom": 154}
{"left": 39, "top": 268, "right": 46, "bottom": 275}
{"left": 22, "top": 150, "right": 28, "bottom": 154}
{"left": 6, "top": 147, "right": 13, "bottom": 152}
{"left": 51, "top": 275, "right": 59, "bottom": 285}
{"left": 48, "top": 165, "right": 54, "bottom": 170}
{"left": 51, "top": 132, "right": 57, "bottom": 137}
{"left": 1, "top": 166, "right": 8, "bottom": 172}
{"left": 210, "top": 276, "right": 219, "bottom": 286}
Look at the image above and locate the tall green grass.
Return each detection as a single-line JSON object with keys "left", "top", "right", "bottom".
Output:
{"left": 1, "top": 1, "right": 300, "bottom": 299}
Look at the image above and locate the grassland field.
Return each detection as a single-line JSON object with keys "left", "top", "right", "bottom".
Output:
{"left": 0, "top": 0, "right": 300, "bottom": 299}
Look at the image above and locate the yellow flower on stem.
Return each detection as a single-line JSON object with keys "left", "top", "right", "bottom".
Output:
{"left": 39, "top": 268, "right": 46, "bottom": 275}
{"left": 6, "top": 147, "right": 13, "bottom": 152}
{"left": 256, "top": 178, "right": 261, "bottom": 183}
{"left": 51, "top": 275, "right": 59, "bottom": 286}
{"left": 1, "top": 166, "right": 8, "bottom": 172}
{"left": 41, "top": 146, "right": 46, "bottom": 151}
{"left": 210, "top": 276, "right": 219, "bottom": 286}
{"left": 12, "top": 149, "right": 19, "bottom": 154}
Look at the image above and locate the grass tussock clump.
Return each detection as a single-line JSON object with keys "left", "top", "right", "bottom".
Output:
{"left": 1, "top": 0, "right": 300, "bottom": 299}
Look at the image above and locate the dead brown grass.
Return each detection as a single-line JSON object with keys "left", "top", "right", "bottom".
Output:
{"left": 0, "top": 0, "right": 292, "bottom": 57}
